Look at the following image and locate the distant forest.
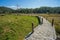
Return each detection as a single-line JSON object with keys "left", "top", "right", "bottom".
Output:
{"left": 0, "top": 6, "right": 60, "bottom": 14}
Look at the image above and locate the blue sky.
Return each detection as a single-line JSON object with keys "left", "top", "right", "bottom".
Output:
{"left": 0, "top": 0, "right": 60, "bottom": 9}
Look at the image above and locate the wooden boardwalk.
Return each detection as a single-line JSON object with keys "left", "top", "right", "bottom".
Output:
{"left": 25, "top": 17, "right": 56, "bottom": 40}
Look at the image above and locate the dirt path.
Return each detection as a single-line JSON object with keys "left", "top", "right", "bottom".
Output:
{"left": 25, "top": 17, "right": 56, "bottom": 40}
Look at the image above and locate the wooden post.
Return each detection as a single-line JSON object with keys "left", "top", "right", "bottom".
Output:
{"left": 52, "top": 19, "right": 54, "bottom": 26}
{"left": 32, "top": 23, "right": 34, "bottom": 33}
{"left": 42, "top": 18, "right": 43, "bottom": 24}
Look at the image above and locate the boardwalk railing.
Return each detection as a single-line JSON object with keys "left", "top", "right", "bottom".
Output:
{"left": 51, "top": 19, "right": 54, "bottom": 26}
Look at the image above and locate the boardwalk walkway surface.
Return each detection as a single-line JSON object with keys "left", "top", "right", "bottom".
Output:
{"left": 25, "top": 17, "right": 56, "bottom": 40}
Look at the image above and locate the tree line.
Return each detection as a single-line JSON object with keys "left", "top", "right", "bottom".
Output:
{"left": 0, "top": 6, "right": 60, "bottom": 14}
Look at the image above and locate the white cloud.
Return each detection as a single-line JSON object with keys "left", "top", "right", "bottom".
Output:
{"left": 6, "top": 6, "right": 20, "bottom": 10}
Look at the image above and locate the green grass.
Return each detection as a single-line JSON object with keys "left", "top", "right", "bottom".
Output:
{"left": 0, "top": 14, "right": 39, "bottom": 40}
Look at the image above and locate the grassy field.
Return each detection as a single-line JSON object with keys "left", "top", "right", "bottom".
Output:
{"left": 0, "top": 14, "right": 39, "bottom": 40}
{"left": 0, "top": 13, "right": 60, "bottom": 40}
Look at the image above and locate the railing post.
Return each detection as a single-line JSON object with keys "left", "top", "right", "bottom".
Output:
{"left": 52, "top": 19, "right": 54, "bottom": 26}
{"left": 42, "top": 18, "right": 43, "bottom": 24}
{"left": 32, "top": 23, "right": 34, "bottom": 33}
